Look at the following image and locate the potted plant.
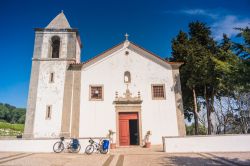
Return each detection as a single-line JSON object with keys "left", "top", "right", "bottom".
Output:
{"left": 144, "top": 130, "right": 152, "bottom": 148}
{"left": 107, "top": 129, "right": 116, "bottom": 149}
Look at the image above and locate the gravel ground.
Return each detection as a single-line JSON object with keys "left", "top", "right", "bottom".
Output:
{"left": 0, "top": 146, "right": 249, "bottom": 166}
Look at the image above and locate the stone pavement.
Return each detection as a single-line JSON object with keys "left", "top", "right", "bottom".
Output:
{"left": 0, "top": 146, "right": 250, "bottom": 166}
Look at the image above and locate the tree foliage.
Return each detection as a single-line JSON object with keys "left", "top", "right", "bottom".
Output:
{"left": 186, "top": 123, "right": 207, "bottom": 135}
{"left": 171, "top": 21, "right": 218, "bottom": 134}
{"left": 234, "top": 26, "right": 250, "bottom": 59}
{"left": 170, "top": 22, "right": 250, "bottom": 135}
{"left": 0, "top": 103, "right": 26, "bottom": 124}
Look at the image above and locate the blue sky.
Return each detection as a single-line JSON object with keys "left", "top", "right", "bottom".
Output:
{"left": 0, "top": 0, "right": 249, "bottom": 108}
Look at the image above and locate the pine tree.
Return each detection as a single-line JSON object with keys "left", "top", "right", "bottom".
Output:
{"left": 171, "top": 21, "right": 219, "bottom": 135}
{"left": 171, "top": 30, "right": 201, "bottom": 135}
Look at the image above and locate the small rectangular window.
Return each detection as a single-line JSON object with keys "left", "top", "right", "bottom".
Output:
{"left": 49, "top": 73, "right": 54, "bottom": 83}
{"left": 46, "top": 105, "right": 52, "bottom": 119}
{"left": 152, "top": 84, "right": 165, "bottom": 100}
{"left": 90, "top": 85, "right": 103, "bottom": 100}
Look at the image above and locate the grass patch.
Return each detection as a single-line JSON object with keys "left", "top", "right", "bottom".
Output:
{"left": 0, "top": 122, "right": 24, "bottom": 136}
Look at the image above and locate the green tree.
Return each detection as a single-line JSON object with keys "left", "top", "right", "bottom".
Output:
{"left": 171, "top": 30, "right": 200, "bottom": 135}
{"left": 232, "top": 26, "right": 250, "bottom": 134}
{"left": 186, "top": 123, "right": 207, "bottom": 135}
{"left": 188, "top": 21, "right": 219, "bottom": 135}
{"left": 234, "top": 26, "right": 250, "bottom": 59}
{"left": 212, "top": 34, "right": 242, "bottom": 134}
{"left": 0, "top": 103, "right": 26, "bottom": 124}
{"left": 171, "top": 23, "right": 250, "bottom": 135}
{"left": 234, "top": 26, "right": 250, "bottom": 90}
{"left": 171, "top": 21, "right": 219, "bottom": 135}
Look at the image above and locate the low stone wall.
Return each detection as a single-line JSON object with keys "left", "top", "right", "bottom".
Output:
{"left": 162, "top": 134, "right": 250, "bottom": 153}
{"left": 0, "top": 137, "right": 107, "bottom": 153}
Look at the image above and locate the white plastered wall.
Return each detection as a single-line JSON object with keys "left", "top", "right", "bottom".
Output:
{"left": 163, "top": 135, "right": 250, "bottom": 152}
{"left": 79, "top": 44, "right": 179, "bottom": 144}
{"left": 75, "top": 39, "right": 81, "bottom": 63}
{"left": 0, "top": 138, "right": 97, "bottom": 153}
{"left": 33, "top": 61, "right": 67, "bottom": 138}
{"left": 33, "top": 32, "right": 69, "bottom": 138}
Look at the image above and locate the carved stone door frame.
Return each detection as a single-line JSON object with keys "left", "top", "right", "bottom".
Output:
{"left": 113, "top": 88, "right": 143, "bottom": 146}
{"left": 115, "top": 104, "right": 142, "bottom": 146}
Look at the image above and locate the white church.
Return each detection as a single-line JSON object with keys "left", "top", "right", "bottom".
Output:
{"left": 24, "top": 12, "right": 186, "bottom": 146}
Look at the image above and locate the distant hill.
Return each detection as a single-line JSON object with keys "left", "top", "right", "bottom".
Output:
{"left": 0, "top": 103, "right": 26, "bottom": 124}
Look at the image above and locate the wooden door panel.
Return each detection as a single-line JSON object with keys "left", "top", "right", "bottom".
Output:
{"left": 119, "top": 119, "right": 129, "bottom": 146}
{"left": 119, "top": 112, "right": 139, "bottom": 146}
{"left": 119, "top": 113, "right": 138, "bottom": 120}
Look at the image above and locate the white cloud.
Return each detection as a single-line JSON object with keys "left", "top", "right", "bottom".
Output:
{"left": 164, "top": 9, "right": 219, "bottom": 19}
{"left": 163, "top": 8, "right": 250, "bottom": 41}
{"left": 211, "top": 15, "right": 250, "bottom": 40}
{"left": 180, "top": 9, "right": 218, "bottom": 19}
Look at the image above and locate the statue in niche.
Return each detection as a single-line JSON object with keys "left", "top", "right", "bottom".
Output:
{"left": 124, "top": 71, "right": 131, "bottom": 83}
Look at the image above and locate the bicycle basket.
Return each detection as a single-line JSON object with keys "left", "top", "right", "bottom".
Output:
{"left": 102, "top": 140, "right": 110, "bottom": 150}
{"left": 60, "top": 137, "right": 65, "bottom": 141}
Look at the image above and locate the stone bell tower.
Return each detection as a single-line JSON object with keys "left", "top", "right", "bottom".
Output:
{"left": 23, "top": 11, "right": 82, "bottom": 138}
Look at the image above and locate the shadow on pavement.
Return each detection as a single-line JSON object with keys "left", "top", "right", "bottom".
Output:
{"left": 159, "top": 156, "right": 250, "bottom": 166}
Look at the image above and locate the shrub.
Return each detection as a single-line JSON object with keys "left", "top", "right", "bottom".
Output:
{"left": 186, "top": 123, "right": 207, "bottom": 135}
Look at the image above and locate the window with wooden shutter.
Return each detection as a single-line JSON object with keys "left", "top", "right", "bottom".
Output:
{"left": 90, "top": 85, "right": 104, "bottom": 100}
{"left": 151, "top": 84, "right": 165, "bottom": 100}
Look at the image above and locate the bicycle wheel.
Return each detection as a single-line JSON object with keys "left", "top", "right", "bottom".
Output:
{"left": 85, "top": 145, "right": 94, "bottom": 155}
{"left": 100, "top": 148, "right": 108, "bottom": 154}
{"left": 69, "top": 144, "right": 81, "bottom": 153}
{"left": 53, "top": 141, "right": 64, "bottom": 153}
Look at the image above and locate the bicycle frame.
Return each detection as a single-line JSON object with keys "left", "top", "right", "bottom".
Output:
{"left": 89, "top": 138, "right": 103, "bottom": 152}
{"left": 85, "top": 138, "right": 108, "bottom": 155}
{"left": 54, "top": 137, "right": 80, "bottom": 151}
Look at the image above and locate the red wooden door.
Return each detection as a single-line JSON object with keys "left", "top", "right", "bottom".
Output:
{"left": 119, "top": 119, "right": 130, "bottom": 146}
{"left": 119, "top": 113, "right": 138, "bottom": 146}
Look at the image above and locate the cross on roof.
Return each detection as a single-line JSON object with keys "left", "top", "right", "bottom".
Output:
{"left": 125, "top": 33, "right": 129, "bottom": 41}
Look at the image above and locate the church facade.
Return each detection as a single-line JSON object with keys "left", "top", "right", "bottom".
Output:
{"left": 24, "top": 12, "right": 186, "bottom": 146}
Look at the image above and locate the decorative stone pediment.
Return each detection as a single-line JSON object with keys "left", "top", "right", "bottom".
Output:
{"left": 114, "top": 88, "right": 142, "bottom": 104}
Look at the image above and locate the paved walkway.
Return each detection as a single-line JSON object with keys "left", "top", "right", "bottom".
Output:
{"left": 0, "top": 146, "right": 250, "bottom": 166}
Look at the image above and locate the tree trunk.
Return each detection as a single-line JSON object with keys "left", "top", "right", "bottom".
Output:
{"left": 211, "top": 92, "right": 215, "bottom": 133}
{"left": 223, "top": 116, "right": 226, "bottom": 134}
{"left": 192, "top": 87, "right": 199, "bottom": 135}
{"left": 219, "top": 98, "right": 226, "bottom": 134}
{"left": 205, "top": 86, "right": 212, "bottom": 135}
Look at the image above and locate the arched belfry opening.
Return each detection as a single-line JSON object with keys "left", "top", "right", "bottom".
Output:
{"left": 51, "top": 36, "right": 60, "bottom": 58}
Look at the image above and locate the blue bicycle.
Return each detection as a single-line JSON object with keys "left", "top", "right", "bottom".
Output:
{"left": 53, "top": 137, "right": 81, "bottom": 153}
{"left": 85, "top": 138, "right": 109, "bottom": 155}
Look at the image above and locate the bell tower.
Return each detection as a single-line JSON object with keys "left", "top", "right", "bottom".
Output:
{"left": 23, "top": 11, "right": 82, "bottom": 138}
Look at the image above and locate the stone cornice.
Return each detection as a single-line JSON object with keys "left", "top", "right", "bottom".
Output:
{"left": 32, "top": 58, "right": 76, "bottom": 62}
{"left": 68, "top": 63, "right": 83, "bottom": 70}
{"left": 34, "top": 28, "right": 79, "bottom": 33}
{"left": 171, "top": 64, "right": 184, "bottom": 69}
{"left": 113, "top": 88, "right": 142, "bottom": 105}
{"left": 34, "top": 28, "right": 80, "bottom": 40}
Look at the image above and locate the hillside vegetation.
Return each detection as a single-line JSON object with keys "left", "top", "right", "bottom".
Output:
{"left": 0, "top": 122, "right": 24, "bottom": 136}
{"left": 0, "top": 103, "right": 26, "bottom": 124}
{"left": 0, "top": 103, "right": 26, "bottom": 136}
